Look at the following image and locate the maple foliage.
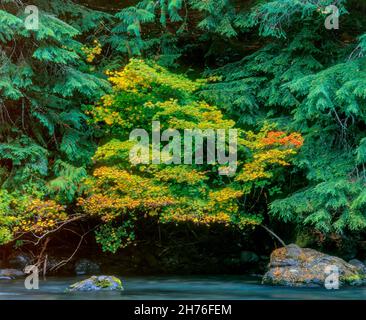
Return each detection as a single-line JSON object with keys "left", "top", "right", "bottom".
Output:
{"left": 78, "top": 59, "right": 302, "bottom": 252}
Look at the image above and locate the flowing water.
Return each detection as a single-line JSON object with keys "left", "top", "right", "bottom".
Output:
{"left": 1, "top": 275, "right": 366, "bottom": 300}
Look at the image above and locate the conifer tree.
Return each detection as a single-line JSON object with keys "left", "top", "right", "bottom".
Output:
{"left": 0, "top": 0, "right": 109, "bottom": 198}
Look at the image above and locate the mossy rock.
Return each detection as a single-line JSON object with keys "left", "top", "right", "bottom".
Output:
{"left": 262, "top": 244, "right": 366, "bottom": 288}
{"left": 67, "top": 276, "right": 124, "bottom": 292}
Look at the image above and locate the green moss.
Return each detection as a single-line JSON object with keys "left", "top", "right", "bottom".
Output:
{"left": 95, "top": 279, "right": 112, "bottom": 288}
{"left": 111, "top": 276, "right": 123, "bottom": 287}
{"left": 95, "top": 277, "right": 123, "bottom": 289}
{"left": 340, "top": 273, "right": 366, "bottom": 285}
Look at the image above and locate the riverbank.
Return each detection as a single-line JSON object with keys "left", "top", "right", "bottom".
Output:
{"left": 0, "top": 224, "right": 273, "bottom": 277}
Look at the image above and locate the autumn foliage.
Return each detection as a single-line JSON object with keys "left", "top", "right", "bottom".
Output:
{"left": 78, "top": 60, "right": 302, "bottom": 252}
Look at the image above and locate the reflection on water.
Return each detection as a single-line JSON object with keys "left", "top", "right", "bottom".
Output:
{"left": 0, "top": 275, "right": 366, "bottom": 300}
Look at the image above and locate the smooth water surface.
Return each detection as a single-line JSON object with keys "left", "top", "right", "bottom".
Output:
{"left": 1, "top": 275, "right": 366, "bottom": 300}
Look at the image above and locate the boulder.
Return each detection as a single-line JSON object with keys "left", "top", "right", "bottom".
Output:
{"left": 8, "top": 253, "right": 32, "bottom": 269}
{"left": 67, "top": 276, "right": 123, "bottom": 292}
{"left": 240, "top": 251, "right": 259, "bottom": 265}
{"left": 349, "top": 259, "right": 366, "bottom": 273}
{"left": 74, "top": 259, "right": 101, "bottom": 275}
{"left": 262, "top": 244, "right": 366, "bottom": 287}
{"left": 0, "top": 269, "right": 25, "bottom": 279}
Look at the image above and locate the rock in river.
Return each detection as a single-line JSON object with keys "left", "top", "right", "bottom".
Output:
{"left": 240, "top": 251, "right": 259, "bottom": 265}
{"left": 348, "top": 259, "right": 366, "bottom": 273}
{"left": 262, "top": 244, "right": 366, "bottom": 287}
{"left": 74, "top": 259, "right": 101, "bottom": 276}
{"left": 67, "top": 276, "right": 123, "bottom": 292}
{"left": 0, "top": 269, "right": 24, "bottom": 279}
{"left": 8, "top": 253, "right": 32, "bottom": 270}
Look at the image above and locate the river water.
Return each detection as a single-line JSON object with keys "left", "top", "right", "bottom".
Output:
{"left": 1, "top": 275, "right": 366, "bottom": 300}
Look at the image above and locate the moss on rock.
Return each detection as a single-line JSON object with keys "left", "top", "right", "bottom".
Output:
{"left": 263, "top": 244, "right": 366, "bottom": 288}
{"left": 67, "top": 275, "right": 124, "bottom": 292}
